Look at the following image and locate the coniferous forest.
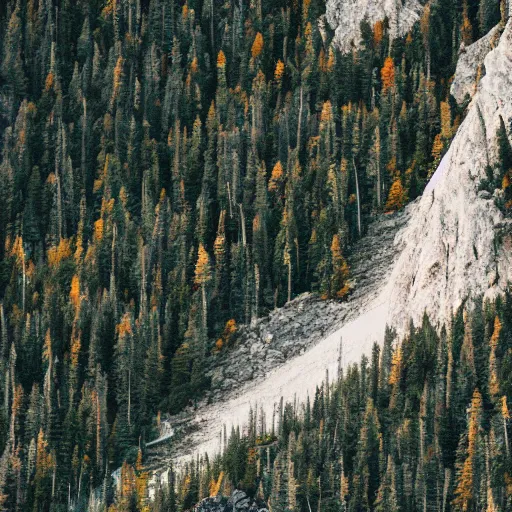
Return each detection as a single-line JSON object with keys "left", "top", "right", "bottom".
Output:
{"left": 0, "top": 0, "right": 510, "bottom": 510}
{"left": 176, "top": 296, "right": 512, "bottom": 512}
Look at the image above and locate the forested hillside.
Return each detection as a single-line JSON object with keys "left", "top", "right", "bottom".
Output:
{"left": 0, "top": 0, "right": 507, "bottom": 510}
{"left": 171, "top": 295, "right": 512, "bottom": 512}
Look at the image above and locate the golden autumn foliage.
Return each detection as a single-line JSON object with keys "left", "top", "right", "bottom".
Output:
{"left": 453, "top": 389, "right": 482, "bottom": 510}
{"left": 251, "top": 32, "right": 264, "bottom": 59}
{"left": 217, "top": 50, "right": 226, "bottom": 68}
{"left": 431, "top": 133, "right": 443, "bottom": 160}
{"left": 47, "top": 238, "right": 72, "bottom": 267}
{"left": 112, "top": 56, "right": 124, "bottom": 102}
{"left": 209, "top": 471, "right": 224, "bottom": 496}
{"left": 268, "top": 161, "right": 284, "bottom": 192}
{"left": 330, "top": 234, "right": 350, "bottom": 299}
{"left": 45, "top": 72, "right": 54, "bottom": 91}
{"left": 194, "top": 243, "right": 211, "bottom": 285}
{"left": 502, "top": 396, "right": 510, "bottom": 420}
{"left": 43, "top": 329, "right": 52, "bottom": 364}
{"left": 320, "top": 100, "right": 333, "bottom": 124}
{"left": 116, "top": 312, "right": 133, "bottom": 338}
{"left": 70, "top": 274, "right": 80, "bottom": 310}
{"left": 70, "top": 331, "right": 81, "bottom": 368}
{"left": 389, "top": 347, "right": 402, "bottom": 385}
{"left": 35, "top": 429, "right": 55, "bottom": 479}
{"left": 381, "top": 57, "right": 395, "bottom": 91}
{"left": 373, "top": 21, "right": 384, "bottom": 45}
{"left": 385, "top": 177, "right": 406, "bottom": 212}
{"left": 489, "top": 316, "right": 502, "bottom": 398}
{"left": 94, "top": 218, "right": 104, "bottom": 241}
{"left": 274, "top": 59, "right": 285, "bottom": 82}
{"left": 440, "top": 101, "right": 452, "bottom": 139}
{"left": 461, "top": 0, "right": 473, "bottom": 45}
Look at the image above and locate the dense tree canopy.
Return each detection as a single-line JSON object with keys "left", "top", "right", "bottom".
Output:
{"left": 0, "top": 0, "right": 507, "bottom": 510}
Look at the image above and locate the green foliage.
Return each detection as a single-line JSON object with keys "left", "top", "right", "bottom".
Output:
{"left": 181, "top": 293, "right": 512, "bottom": 511}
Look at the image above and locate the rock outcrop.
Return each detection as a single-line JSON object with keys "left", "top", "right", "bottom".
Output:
{"left": 386, "top": 20, "right": 512, "bottom": 332}
{"left": 207, "top": 206, "right": 411, "bottom": 399}
{"left": 451, "top": 24, "right": 503, "bottom": 105}
{"left": 325, "top": 0, "right": 423, "bottom": 52}
{"left": 195, "top": 490, "right": 268, "bottom": 512}
{"left": 145, "top": 206, "right": 412, "bottom": 474}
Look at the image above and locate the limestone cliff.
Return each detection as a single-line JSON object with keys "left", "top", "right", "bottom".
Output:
{"left": 325, "top": 0, "right": 423, "bottom": 52}
{"left": 386, "top": 19, "right": 512, "bottom": 332}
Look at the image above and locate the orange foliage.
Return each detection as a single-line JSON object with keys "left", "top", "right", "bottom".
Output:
{"left": 251, "top": 32, "right": 264, "bottom": 59}
{"left": 274, "top": 59, "right": 285, "bottom": 82}
{"left": 453, "top": 389, "right": 482, "bottom": 510}
{"left": 385, "top": 177, "right": 406, "bottom": 212}
{"left": 389, "top": 347, "right": 402, "bottom": 385}
{"left": 489, "top": 317, "right": 502, "bottom": 397}
{"left": 209, "top": 471, "right": 224, "bottom": 496}
{"left": 70, "top": 331, "right": 81, "bottom": 368}
{"left": 47, "top": 238, "right": 72, "bottom": 267}
{"left": 70, "top": 275, "right": 80, "bottom": 310}
{"left": 194, "top": 243, "right": 211, "bottom": 285}
{"left": 94, "top": 218, "right": 104, "bottom": 241}
{"left": 431, "top": 133, "right": 443, "bottom": 160}
{"left": 116, "top": 313, "right": 133, "bottom": 338}
{"left": 320, "top": 100, "right": 333, "bottom": 124}
{"left": 381, "top": 57, "right": 395, "bottom": 91}
{"left": 330, "top": 234, "right": 350, "bottom": 299}
{"left": 373, "top": 21, "right": 384, "bottom": 45}
{"left": 268, "top": 161, "right": 284, "bottom": 192}
{"left": 112, "top": 56, "right": 124, "bottom": 101}
{"left": 45, "top": 73, "right": 54, "bottom": 91}
{"left": 217, "top": 50, "right": 226, "bottom": 68}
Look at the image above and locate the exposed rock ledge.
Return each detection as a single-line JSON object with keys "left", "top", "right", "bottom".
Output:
{"left": 324, "top": 0, "right": 423, "bottom": 52}
{"left": 387, "top": 19, "right": 512, "bottom": 332}
{"left": 145, "top": 205, "right": 413, "bottom": 476}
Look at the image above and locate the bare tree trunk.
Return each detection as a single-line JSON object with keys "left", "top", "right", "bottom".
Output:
{"left": 296, "top": 85, "right": 303, "bottom": 151}
{"left": 442, "top": 467, "right": 451, "bottom": 512}
{"left": 238, "top": 203, "right": 246, "bottom": 246}
{"left": 201, "top": 284, "right": 207, "bottom": 333}
{"left": 353, "top": 157, "right": 362, "bottom": 237}
{"left": 82, "top": 97, "right": 87, "bottom": 189}
{"left": 287, "top": 260, "right": 292, "bottom": 303}
{"left": 210, "top": 0, "right": 214, "bottom": 54}
{"left": 504, "top": 415, "right": 510, "bottom": 457}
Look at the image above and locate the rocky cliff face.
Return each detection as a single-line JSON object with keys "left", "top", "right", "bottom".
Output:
{"left": 325, "top": 0, "right": 423, "bottom": 52}
{"left": 386, "top": 19, "right": 512, "bottom": 332}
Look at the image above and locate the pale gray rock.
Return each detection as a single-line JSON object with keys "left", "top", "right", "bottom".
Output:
{"left": 451, "top": 24, "right": 503, "bottom": 106}
{"left": 194, "top": 490, "right": 268, "bottom": 512}
{"left": 325, "top": 0, "right": 423, "bottom": 52}
{"left": 387, "top": 20, "right": 512, "bottom": 333}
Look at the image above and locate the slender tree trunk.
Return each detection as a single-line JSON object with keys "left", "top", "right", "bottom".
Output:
{"left": 127, "top": 368, "right": 131, "bottom": 427}
{"left": 287, "top": 260, "right": 292, "bottom": 303}
{"left": 504, "top": 415, "right": 509, "bottom": 457}
{"left": 81, "top": 97, "right": 87, "bottom": 189}
{"left": 353, "top": 157, "right": 362, "bottom": 237}
{"left": 442, "top": 467, "right": 451, "bottom": 512}
{"left": 297, "top": 85, "right": 303, "bottom": 151}
{"left": 239, "top": 204, "right": 246, "bottom": 246}
{"left": 22, "top": 256, "right": 26, "bottom": 313}
{"left": 210, "top": 0, "right": 214, "bottom": 54}
{"left": 201, "top": 284, "right": 207, "bottom": 333}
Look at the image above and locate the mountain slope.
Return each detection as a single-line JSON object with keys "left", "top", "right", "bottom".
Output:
{"left": 325, "top": 0, "right": 424, "bottom": 52}
{"left": 387, "top": 18, "right": 512, "bottom": 332}
{"left": 147, "top": 18, "right": 512, "bottom": 483}
{"left": 146, "top": 205, "right": 413, "bottom": 478}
